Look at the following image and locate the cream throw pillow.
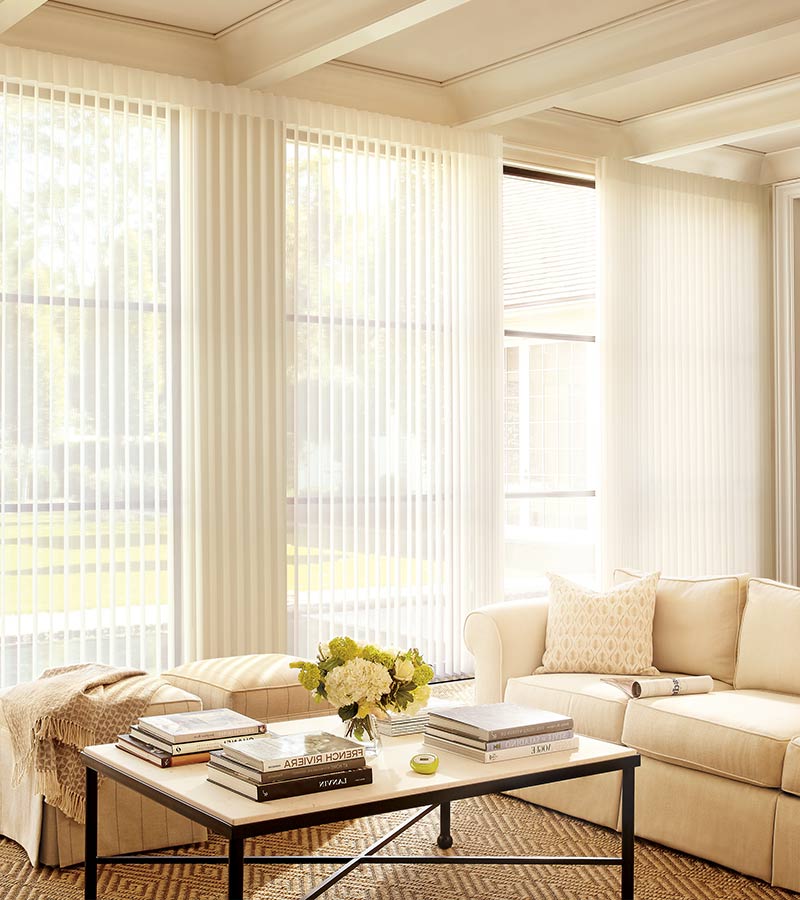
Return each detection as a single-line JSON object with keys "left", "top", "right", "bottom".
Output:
{"left": 536, "top": 571, "right": 660, "bottom": 675}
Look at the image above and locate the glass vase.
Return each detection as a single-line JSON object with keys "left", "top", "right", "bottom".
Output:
{"left": 344, "top": 713, "right": 382, "bottom": 760}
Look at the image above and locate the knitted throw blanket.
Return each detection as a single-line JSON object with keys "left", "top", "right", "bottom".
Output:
{"left": 1, "top": 663, "right": 162, "bottom": 824}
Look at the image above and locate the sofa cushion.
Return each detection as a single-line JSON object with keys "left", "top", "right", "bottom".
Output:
{"left": 735, "top": 578, "right": 800, "bottom": 694}
{"left": 145, "top": 682, "right": 202, "bottom": 716}
{"left": 503, "top": 672, "right": 728, "bottom": 744}
{"left": 622, "top": 689, "right": 800, "bottom": 788}
{"left": 162, "top": 653, "right": 334, "bottom": 723}
{"left": 614, "top": 569, "right": 746, "bottom": 683}
{"left": 783, "top": 737, "right": 800, "bottom": 797}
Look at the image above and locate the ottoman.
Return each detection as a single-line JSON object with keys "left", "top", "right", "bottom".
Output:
{"left": 161, "top": 653, "right": 334, "bottom": 723}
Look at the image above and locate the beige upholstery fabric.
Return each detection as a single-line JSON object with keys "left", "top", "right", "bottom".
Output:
{"left": 505, "top": 673, "right": 632, "bottom": 744}
{"left": 614, "top": 569, "right": 747, "bottom": 683}
{"left": 735, "top": 578, "right": 800, "bottom": 693}
{"left": 463, "top": 598, "right": 549, "bottom": 705}
{"left": 0, "top": 680, "right": 205, "bottom": 867}
{"left": 536, "top": 572, "right": 659, "bottom": 675}
{"left": 782, "top": 737, "right": 800, "bottom": 797}
{"left": 623, "top": 689, "right": 800, "bottom": 787}
{"left": 506, "top": 771, "right": 623, "bottom": 831}
{"left": 773, "top": 793, "right": 800, "bottom": 892}
{"left": 162, "top": 653, "right": 334, "bottom": 723}
{"left": 636, "top": 755, "right": 777, "bottom": 883}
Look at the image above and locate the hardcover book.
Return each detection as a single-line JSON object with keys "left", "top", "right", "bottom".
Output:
{"left": 129, "top": 726, "right": 262, "bottom": 756}
{"left": 136, "top": 708, "right": 267, "bottom": 744}
{"left": 207, "top": 764, "right": 372, "bottom": 801}
{"left": 424, "top": 725, "right": 575, "bottom": 752}
{"left": 208, "top": 749, "right": 365, "bottom": 783}
{"left": 221, "top": 732, "right": 365, "bottom": 772}
{"left": 423, "top": 733, "right": 579, "bottom": 763}
{"left": 116, "top": 733, "right": 210, "bottom": 767}
{"left": 426, "top": 703, "right": 573, "bottom": 742}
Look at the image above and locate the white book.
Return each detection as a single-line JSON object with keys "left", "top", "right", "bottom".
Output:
{"left": 222, "top": 732, "right": 365, "bottom": 773}
{"left": 129, "top": 726, "right": 263, "bottom": 756}
{"left": 137, "top": 708, "right": 266, "bottom": 743}
{"left": 424, "top": 733, "right": 579, "bottom": 763}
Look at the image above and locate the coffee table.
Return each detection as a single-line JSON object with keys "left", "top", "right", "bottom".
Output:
{"left": 81, "top": 715, "right": 639, "bottom": 900}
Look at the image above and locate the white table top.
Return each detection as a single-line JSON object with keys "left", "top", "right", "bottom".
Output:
{"left": 83, "top": 716, "right": 637, "bottom": 829}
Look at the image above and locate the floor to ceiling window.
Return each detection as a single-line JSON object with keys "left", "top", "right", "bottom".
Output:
{"left": 502, "top": 167, "right": 598, "bottom": 598}
{"left": 0, "top": 82, "right": 179, "bottom": 686}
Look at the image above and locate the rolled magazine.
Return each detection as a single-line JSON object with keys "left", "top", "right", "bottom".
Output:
{"left": 602, "top": 674, "right": 714, "bottom": 699}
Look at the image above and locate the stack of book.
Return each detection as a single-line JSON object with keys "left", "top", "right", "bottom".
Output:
{"left": 375, "top": 697, "right": 455, "bottom": 737}
{"left": 207, "top": 732, "right": 373, "bottom": 801}
{"left": 423, "top": 702, "right": 577, "bottom": 763}
{"left": 116, "top": 709, "right": 268, "bottom": 768}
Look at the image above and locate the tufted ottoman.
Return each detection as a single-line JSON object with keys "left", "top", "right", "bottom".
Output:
{"left": 161, "top": 653, "right": 334, "bottom": 723}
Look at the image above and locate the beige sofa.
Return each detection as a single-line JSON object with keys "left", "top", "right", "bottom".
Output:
{"left": 0, "top": 652, "right": 332, "bottom": 867}
{"left": 464, "top": 572, "right": 800, "bottom": 892}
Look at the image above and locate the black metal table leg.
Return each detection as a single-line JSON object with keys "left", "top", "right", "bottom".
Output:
{"left": 85, "top": 768, "right": 98, "bottom": 900}
{"left": 437, "top": 801, "right": 453, "bottom": 850}
{"left": 621, "top": 765, "right": 635, "bottom": 900}
{"left": 228, "top": 835, "right": 245, "bottom": 900}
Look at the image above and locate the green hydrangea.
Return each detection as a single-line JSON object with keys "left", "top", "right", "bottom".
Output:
{"left": 297, "top": 662, "right": 322, "bottom": 691}
{"left": 360, "top": 644, "right": 395, "bottom": 669}
{"left": 328, "top": 636, "right": 359, "bottom": 661}
{"left": 412, "top": 663, "right": 434, "bottom": 686}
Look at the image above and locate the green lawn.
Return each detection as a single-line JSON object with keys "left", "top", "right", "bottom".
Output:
{"left": 2, "top": 512, "right": 432, "bottom": 615}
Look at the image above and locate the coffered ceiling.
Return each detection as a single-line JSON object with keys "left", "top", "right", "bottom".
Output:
{"left": 2, "top": 0, "right": 800, "bottom": 183}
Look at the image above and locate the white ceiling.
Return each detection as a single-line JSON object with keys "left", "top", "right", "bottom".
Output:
{"left": 339, "top": 0, "right": 664, "bottom": 83}
{"left": 3, "top": 0, "right": 800, "bottom": 183}
{"left": 70, "top": 0, "right": 275, "bottom": 34}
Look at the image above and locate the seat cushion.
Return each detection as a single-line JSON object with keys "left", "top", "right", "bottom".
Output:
{"left": 622, "top": 689, "right": 800, "bottom": 788}
{"left": 162, "top": 653, "right": 333, "bottom": 723}
{"left": 783, "top": 737, "right": 800, "bottom": 797}
{"left": 505, "top": 673, "right": 629, "bottom": 743}
{"left": 735, "top": 578, "right": 800, "bottom": 694}
{"left": 614, "top": 569, "right": 747, "bottom": 683}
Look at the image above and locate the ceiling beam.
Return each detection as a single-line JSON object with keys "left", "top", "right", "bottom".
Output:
{"left": 624, "top": 74, "right": 800, "bottom": 162}
{"left": 220, "top": 0, "right": 470, "bottom": 89}
{"left": 760, "top": 147, "right": 800, "bottom": 185}
{"left": 0, "top": 0, "right": 47, "bottom": 33}
{"left": 446, "top": 0, "right": 800, "bottom": 129}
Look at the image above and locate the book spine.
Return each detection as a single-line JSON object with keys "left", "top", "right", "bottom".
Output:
{"left": 426, "top": 716, "right": 573, "bottom": 742}
{"left": 140, "top": 723, "right": 266, "bottom": 744}
{"left": 116, "top": 742, "right": 169, "bottom": 768}
{"left": 210, "top": 766, "right": 373, "bottom": 801}
{"left": 209, "top": 753, "right": 365, "bottom": 783}
{"left": 131, "top": 729, "right": 258, "bottom": 755}
{"left": 227, "top": 747, "right": 366, "bottom": 773}
{"left": 425, "top": 726, "right": 575, "bottom": 750}
{"left": 424, "top": 734, "right": 579, "bottom": 762}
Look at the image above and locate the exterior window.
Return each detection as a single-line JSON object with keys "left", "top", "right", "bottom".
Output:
{"left": 0, "top": 84, "right": 180, "bottom": 686}
{"left": 502, "top": 168, "right": 598, "bottom": 598}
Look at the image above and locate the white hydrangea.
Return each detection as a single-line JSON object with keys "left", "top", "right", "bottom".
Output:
{"left": 324, "top": 657, "right": 393, "bottom": 709}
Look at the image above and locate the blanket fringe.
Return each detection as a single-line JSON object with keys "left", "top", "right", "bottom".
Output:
{"left": 38, "top": 770, "right": 91, "bottom": 825}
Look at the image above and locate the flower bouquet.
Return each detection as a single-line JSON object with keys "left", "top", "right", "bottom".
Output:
{"left": 290, "top": 637, "right": 434, "bottom": 755}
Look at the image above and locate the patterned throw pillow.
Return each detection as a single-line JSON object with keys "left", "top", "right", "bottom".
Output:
{"left": 536, "top": 571, "right": 661, "bottom": 675}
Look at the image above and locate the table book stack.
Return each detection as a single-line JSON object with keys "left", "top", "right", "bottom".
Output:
{"left": 423, "top": 702, "right": 577, "bottom": 763}
{"left": 206, "top": 732, "right": 373, "bottom": 801}
{"left": 116, "top": 709, "right": 267, "bottom": 768}
{"left": 375, "top": 696, "right": 456, "bottom": 737}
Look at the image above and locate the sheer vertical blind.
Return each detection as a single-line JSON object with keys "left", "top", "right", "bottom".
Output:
{"left": 0, "top": 77, "right": 178, "bottom": 686}
{"left": 179, "top": 110, "right": 286, "bottom": 661}
{"left": 599, "top": 158, "right": 773, "bottom": 579}
{"left": 285, "top": 124, "right": 503, "bottom": 677}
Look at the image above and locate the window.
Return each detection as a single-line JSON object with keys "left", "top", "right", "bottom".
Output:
{"left": 502, "top": 168, "right": 598, "bottom": 598}
{"left": 0, "top": 82, "right": 180, "bottom": 686}
{"left": 285, "top": 130, "right": 500, "bottom": 677}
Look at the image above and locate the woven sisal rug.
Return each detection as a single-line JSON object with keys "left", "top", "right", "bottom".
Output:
{"left": 0, "top": 679, "right": 796, "bottom": 899}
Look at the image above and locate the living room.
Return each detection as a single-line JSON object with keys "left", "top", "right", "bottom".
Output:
{"left": 1, "top": 1, "right": 799, "bottom": 899}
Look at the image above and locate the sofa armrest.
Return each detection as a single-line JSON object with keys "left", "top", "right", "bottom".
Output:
{"left": 463, "top": 597, "right": 549, "bottom": 705}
